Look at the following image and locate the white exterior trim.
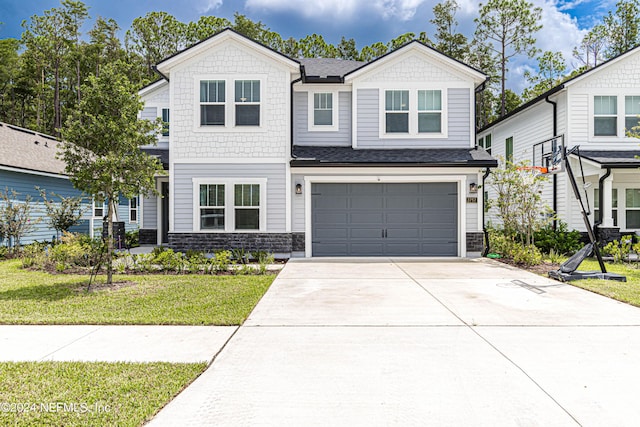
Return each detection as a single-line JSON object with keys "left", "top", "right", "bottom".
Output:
{"left": 307, "top": 90, "right": 339, "bottom": 132}
{"left": 157, "top": 177, "right": 169, "bottom": 245}
{"left": 0, "top": 165, "right": 69, "bottom": 180}
{"left": 191, "top": 177, "right": 268, "bottom": 233}
{"left": 173, "top": 158, "right": 288, "bottom": 164}
{"left": 302, "top": 174, "right": 467, "bottom": 258}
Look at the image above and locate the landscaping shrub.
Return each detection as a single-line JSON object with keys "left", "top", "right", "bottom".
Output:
{"left": 533, "top": 221, "right": 583, "bottom": 255}
{"left": 511, "top": 244, "right": 543, "bottom": 266}
{"left": 0, "top": 246, "right": 8, "bottom": 260}
{"left": 125, "top": 230, "right": 140, "bottom": 248}
{"left": 602, "top": 235, "right": 635, "bottom": 264}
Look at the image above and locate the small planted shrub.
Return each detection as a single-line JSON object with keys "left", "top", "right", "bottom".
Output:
{"left": 602, "top": 235, "right": 634, "bottom": 264}
{"left": 533, "top": 221, "right": 583, "bottom": 255}
{"left": 511, "top": 244, "right": 543, "bottom": 266}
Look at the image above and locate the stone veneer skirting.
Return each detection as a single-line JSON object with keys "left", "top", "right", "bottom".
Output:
{"left": 167, "top": 231, "right": 483, "bottom": 255}
{"left": 168, "top": 233, "right": 293, "bottom": 253}
{"left": 139, "top": 229, "right": 158, "bottom": 245}
{"left": 466, "top": 232, "right": 484, "bottom": 252}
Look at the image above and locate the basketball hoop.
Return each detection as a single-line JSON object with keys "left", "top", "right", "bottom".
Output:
{"left": 516, "top": 166, "right": 548, "bottom": 174}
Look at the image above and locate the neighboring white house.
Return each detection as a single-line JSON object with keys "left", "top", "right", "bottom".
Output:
{"left": 479, "top": 45, "right": 640, "bottom": 242}
{"left": 138, "top": 29, "right": 497, "bottom": 257}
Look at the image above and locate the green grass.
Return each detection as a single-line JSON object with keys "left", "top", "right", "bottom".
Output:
{"left": 0, "top": 361, "right": 206, "bottom": 427}
{"left": 568, "top": 259, "right": 640, "bottom": 307}
{"left": 0, "top": 259, "right": 274, "bottom": 325}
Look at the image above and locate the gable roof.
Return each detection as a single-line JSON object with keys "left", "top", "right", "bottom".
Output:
{"left": 155, "top": 28, "right": 300, "bottom": 76}
{"left": 0, "top": 122, "right": 67, "bottom": 176}
{"left": 479, "top": 43, "right": 640, "bottom": 133}
{"left": 344, "top": 40, "right": 487, "bottom": 85}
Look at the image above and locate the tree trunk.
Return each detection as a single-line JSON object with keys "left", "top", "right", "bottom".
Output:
{"left": 54, "top": 62, "right": 61, "bottom": 135}
{"left": 106, "top": 197, "right": 114, "bottom": 285}
{"left": 501, "top": 39, "right": 506, "bottom": 117}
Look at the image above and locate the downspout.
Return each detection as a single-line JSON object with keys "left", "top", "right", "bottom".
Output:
{"left": 594, "top": 167, "right": 612, "bottom": 240}
{"left": 151, "top": 65, "right": 169, "bottom": 83}
{"left": 290, "top": 75, "right": 303, "bottom": 156}
{"left": 545, "top": 95, "right": 558, "bottom": 230}
{"left": 481, "top": 167, "right": 492, "bottom": 257}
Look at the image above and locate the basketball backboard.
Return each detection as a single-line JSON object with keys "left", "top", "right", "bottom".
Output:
{"left": 532, "top": 135, "right": 565, "bottom": 174}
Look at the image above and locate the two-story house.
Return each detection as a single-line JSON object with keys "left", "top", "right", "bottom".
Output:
{"left": 138, "top": 29, "right": 496, "bottom": 257}
{"left": 479, "top": 45, "right": 640, "bottom": 242}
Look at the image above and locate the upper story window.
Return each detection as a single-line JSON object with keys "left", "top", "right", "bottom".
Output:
{"left": 594, "top": 95, "right": 617, "bottom": 136}
{"left": 314, "top": 93, "right": 333, "bottom": 126}
{"left": 505, "top": 136, "right": 513, "bottom": 163}
{"left": 625, "top": 96, "right": 640, "bottom": 133}
{"left": 418, "top": 90, "right": 441, "bottom": 133}
{"left": 93, "top": 199, "right": 105, "bottom": 218}
{"left": 385, "top": 90, "right": 409, "bottom": 133}
{"left": 478, "top": 134, "right": 492, "bottom": 154}
{"left": 235, "top": 80, "right": 260, "bottom": 126}
{"left": 161, "top": 108, "right": 170, "bottom": 136}
{"left": 200, "top": 80, "right": 225, "bottom": 126}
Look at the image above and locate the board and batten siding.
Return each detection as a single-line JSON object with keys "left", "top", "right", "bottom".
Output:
{"left": 293, "top": 92, "right": 351, "bottom": 146}
{"left": 173, "top": 163, "right": 287, "bottom": 232}
{"left": 356, "top": 88, "right": 471, "bottom": 148}
{"left": 0, "top": 169, "right": 91, "bottom": 244}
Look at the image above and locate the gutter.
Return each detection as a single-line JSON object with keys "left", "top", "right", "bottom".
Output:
{"left": 594, "top": 167, "right": 612, "bottom": 237}
{"left": 481, "top": 167, "right": 492, "bottom": 257}
{"left": 545, "top": 95, "right": 558, "bottom": 230}
{"left": 151, "top": 65, "right": 170, "bottom": 83}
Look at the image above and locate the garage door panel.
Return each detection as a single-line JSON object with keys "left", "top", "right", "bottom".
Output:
{"left": 312, "top": 183, "right": 458, "bottom": 257}
{"left": 350, "top": 228, "right": 385, "bottom": 239}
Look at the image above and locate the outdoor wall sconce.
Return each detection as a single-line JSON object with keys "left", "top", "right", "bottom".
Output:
{"left": 295, "top": 183, "right": 303, "bottom": 194}
{"left": 469, "top": 182, "right": 478, "bottom": 193}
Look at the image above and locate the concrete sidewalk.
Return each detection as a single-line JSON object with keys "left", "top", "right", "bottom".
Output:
{"left": 0, "top": 325, "right": 236, "bottom": 363}
{"left": 148, "top": 258, "right": 640, "bottom": 426}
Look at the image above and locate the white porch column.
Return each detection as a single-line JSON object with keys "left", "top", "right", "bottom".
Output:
{"left": 601, "top": 174, "right": 614, "bottom": 227}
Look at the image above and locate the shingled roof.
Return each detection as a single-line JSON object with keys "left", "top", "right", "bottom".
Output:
{"left": 291, "top": 145, "right": 497, "bottom": 167}
{"left": 577, "top": 150, "right": 640, "bottom": 168}
{"left": 0, "top": 122, "right": 67, "bottom": 175}
{"left": 299, "top": 58, "right": 365, "bottom": 79}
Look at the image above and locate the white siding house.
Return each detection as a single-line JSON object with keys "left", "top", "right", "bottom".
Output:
{"left": 479, "top": 45, "right": 640, "bottom": 241}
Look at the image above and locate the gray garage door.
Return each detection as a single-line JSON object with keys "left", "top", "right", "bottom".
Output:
{"left": 311, "top": 182, "right": 458, "bottom": 256}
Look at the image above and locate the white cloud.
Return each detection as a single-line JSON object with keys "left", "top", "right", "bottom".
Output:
{"left": 534, "top": 0, "right": 586, "bottom": 69}
{"left": 245, "top": 0, "right": 427, "bottom": 21}
{"left": 198, "top": 0, "right": 223, "bottom": 14}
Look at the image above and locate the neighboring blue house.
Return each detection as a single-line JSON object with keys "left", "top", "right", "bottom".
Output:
{"left": 138, "top": 29, "right": 497, "bottom": 257}
{"left": 0, "top": 122, "right": 138, "bottom": 246}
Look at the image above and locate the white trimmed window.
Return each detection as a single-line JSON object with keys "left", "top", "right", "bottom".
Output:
{"left": 129, "top": 197, "right": 139, "bottom": 223}
{"left": 418, "top": 90, "right": 442, "bottom": 133}
{"left": 199, "top": 184, "right": 225, "bottom": 230}
{"left": 235, "top": 80, "right": 260, "bottom": 126}
{"left": 161, "top": 108, "right": 170, "bottom": 136}
{"left": 626, "top": 189, "right": 640, "bottom": 228}
{"left": 200, "top": 80, "right": 225, "bottom": 126}
{"left": 93, "top": 199, "right": 105, "bottom": 218}
{"left": 625, "top": 96, "right": 640, "bottom": 133}
{"left": 193, "top": 179, "right": 266, "bottom": 232}
{"left": 484, "top": 134, "right": 492, "bottom": 154}
{"left": 385, "top": 90, "right": 409, "bottom": 133}
{"left": 308, "top": 91, "right": 339, "bottom": 131}
{"left": 234, "top": 184, "right": 260, "bottom": 230}
{"left": 594, "top": 95, "right": 617, "bottom": 136}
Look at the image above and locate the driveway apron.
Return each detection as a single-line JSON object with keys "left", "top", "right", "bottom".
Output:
{"left": 148, "top": 258, "right": 640, "bottom": 427}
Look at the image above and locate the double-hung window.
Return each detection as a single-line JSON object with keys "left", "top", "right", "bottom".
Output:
{"left": 234, "top": 184, "right": 260, "bottom": 230}
{"left": 129, "top": 197, "right": 138, "bottom": 223}
{"left": 199, "top": 184, "right": 225, "bottom": 230}
{"left": 385, "top": 90, "right": 409, "bottom": 133}
{"left": 626, "top": 189, "right": 640, "bottom": 228}
{"left": 314, "top": 93, "right": 333, "bottom": 126}
{"left": 505, "top": 136, "right": 513, "bottom": 163}
{"left": 484, "top": 134, "right": 492, "bottom": 154}
{"left": 594, "top": 96, "right": 617, "bottom": 136}
{"left": 93, "top": 200, "right": 105, "bottom": 218}
{"left": 235, "top": 80, "right": 260, "bottom": 126}
{"left": 200, "top": 80, "right": 225, "bottom": 126}
{"left": 418, "top": 90, "right": 442, "bottom": 133}
{"left": 625, "top": 96, "right": 640, "bottom": 133}
{"left": 161, "top": 108, "right": 170, "bottom": 136}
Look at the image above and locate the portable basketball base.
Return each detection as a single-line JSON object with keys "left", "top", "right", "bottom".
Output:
{"left": 544, "top": 145, "right": 626, "bottom": 282}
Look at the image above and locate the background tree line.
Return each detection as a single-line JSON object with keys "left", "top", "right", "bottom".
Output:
{"left": 1, "top": 0, "right": 639, "bottom": 136}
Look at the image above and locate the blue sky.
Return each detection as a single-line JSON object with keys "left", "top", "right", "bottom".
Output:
{"left": 0, "top": 0, "right": 619, "bottom": 92}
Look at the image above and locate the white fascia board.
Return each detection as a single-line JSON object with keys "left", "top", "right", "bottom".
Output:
{"left": 293, "top": 83, "right": 351, "bottom": 92}
{"left": 344, "top": 42, "right": 486, "bottom": 85}
{"left": 156, "top": 30, "right": 299, "bottom": 75}
{"left": 139, "top": 79, "right": 169, "bottom": 97}
{"left": 0, "top": 165, "right": 69, "bottom": 180}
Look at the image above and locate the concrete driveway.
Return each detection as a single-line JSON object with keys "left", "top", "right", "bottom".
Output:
{"left": 149, "top": 258, "right": 640, "bottom": 426}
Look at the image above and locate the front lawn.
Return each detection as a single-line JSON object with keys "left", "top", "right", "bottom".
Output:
{"left": 0, "top": 361, "right": 206, "bottom": 427}
{"left": 0, "top": 259, "right": 274, "bottom": 325}
{"left": 568, "top": 259, "right": 640, "bottom": 307}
